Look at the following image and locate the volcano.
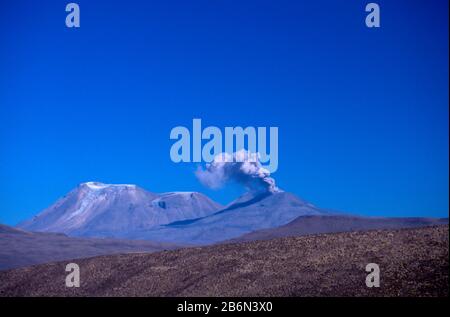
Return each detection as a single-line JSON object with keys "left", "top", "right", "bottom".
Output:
{"left": 17, "top": 182, "right": 222, "bottom": 237}
{"left": 127, "top": 190, "right": 331, "bottom": 244}
{"left": 16, "top": 184, "right": 330, "bottom": 243}
{"left": 15, "top": 183, "right": 447, "bottom": 246}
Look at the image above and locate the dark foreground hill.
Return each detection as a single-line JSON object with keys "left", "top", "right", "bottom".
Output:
{"left": 0, "top": 226, "right": 447, "bottom": 296}
{"left": 0, "top": 224, "right": 178, "bottom": 271}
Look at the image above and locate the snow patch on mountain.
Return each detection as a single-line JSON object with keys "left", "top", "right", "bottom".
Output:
{"left": 84, "top": 182, "right": 136, "bottom": 190}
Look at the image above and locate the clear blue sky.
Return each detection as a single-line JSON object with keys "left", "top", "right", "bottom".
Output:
{"left": 0, "top": 0, "right": 448, "bottom": 225}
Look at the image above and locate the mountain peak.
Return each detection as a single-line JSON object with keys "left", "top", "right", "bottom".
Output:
{"left": 18, "top": 183, "right": 222, "bottom": 237}
{"left": 81, "top": 181, "right": 137, "bottom": 190}
{"left": 145, "top": 191, "right": 331, "bottom": 244}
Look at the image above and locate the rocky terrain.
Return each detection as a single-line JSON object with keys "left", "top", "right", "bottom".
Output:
{"left": 0, "top": 225, "right": 447, "bottom": 297}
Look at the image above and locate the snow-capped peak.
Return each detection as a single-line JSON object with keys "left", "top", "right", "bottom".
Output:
{"left": 82, "top": 182, "right": 136, "bottom": 190}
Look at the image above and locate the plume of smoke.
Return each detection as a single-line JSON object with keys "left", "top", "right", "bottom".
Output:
{"left": 195, "top": 150, "right": 280, "bottom": 193}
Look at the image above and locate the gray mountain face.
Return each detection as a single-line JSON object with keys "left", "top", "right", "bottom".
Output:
{"left": 126, "top": 190, "right": 331, "bottom": 244}
{"left": 17, "top": 182, "right": 222, "bottom": 237}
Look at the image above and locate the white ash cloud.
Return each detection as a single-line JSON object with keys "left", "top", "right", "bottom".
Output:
{"left": 195, "top": 150, "right": 280, "bottom": 193}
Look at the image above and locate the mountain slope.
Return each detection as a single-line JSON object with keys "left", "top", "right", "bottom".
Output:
{"left": 17, "top": 182, "right": 222, "bottom": 237}
{"left": 0, "top": 224, "right": 178, "bottom": 271}
{"left": 128, "top": 191, "right": 331, "bottom": 244}
{"left": 226, "top": 215, "right": 450, "bottom": 243}
{"left": 0, "top": 224, "right": 29, "bottom": 235}
{"left": 1, "top": 226, "right": 447, "bottom": 296}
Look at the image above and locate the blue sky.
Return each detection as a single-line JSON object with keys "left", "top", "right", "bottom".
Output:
{"left": 0, "top": 0, "right": 448, "bottom": 225}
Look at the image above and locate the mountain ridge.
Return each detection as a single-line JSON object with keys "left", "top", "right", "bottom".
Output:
{"left": 225, "top": 215, "right": 450, "bottom": 243}
{"left": 128, "top": 191, "right": 331, "bottom": 244}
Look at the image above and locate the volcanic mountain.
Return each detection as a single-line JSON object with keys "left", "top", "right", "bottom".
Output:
{"left": 127, "top": 190, "right": 331, "bottom": 244}
{"left": 16, "top": 182, "right": 447, "bottom": 246}
{"left": 17, "top": 182, "right": 222, "bottom": 238}
{"left": 17, "top": 184, "right": 330, "bottom": 243}
{"left": 117, "top": 190, "right": 448, "bottom": 245}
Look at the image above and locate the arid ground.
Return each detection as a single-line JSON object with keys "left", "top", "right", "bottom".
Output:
{"left": 0, "top": 226, "right": 448, "bottom": 297}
